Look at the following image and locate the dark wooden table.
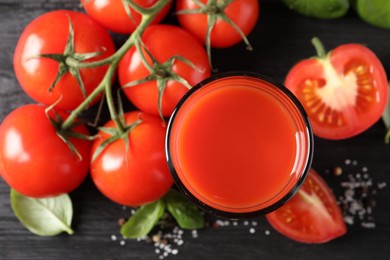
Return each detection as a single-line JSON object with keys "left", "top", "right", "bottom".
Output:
{"left": 1, "top": 0, "right": 390, "bottom": 259}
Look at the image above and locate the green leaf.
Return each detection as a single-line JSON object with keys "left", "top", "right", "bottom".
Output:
{"left": 120, "top": 200, "right": 165, "bottom": 239}
{"left": 282, "top": 0, "right": 349, "bottom": 19}
{"left": 352, "top": 0, "right": 390, "bottom": 29}
{"left": 164, "top": 190, "right": 204, "bottom": 230}
{"left": 10, "top": 189, "right": 74, "bottom": 236}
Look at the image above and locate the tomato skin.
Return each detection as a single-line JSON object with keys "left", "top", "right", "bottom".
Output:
{"left": 81, "top": 0, "right": 173, "bottom": 34}
{"left": 118, "top": 24, "right": 211, "bottom": 118}
{"left": 285, "top": 43, "right": 388, "bottom": 140}
{"left": 0, "top": 104, "right": 92, "bottom": 198}
{"left": 266, "top": 168, "right": 347, "bottom": 244}
{"left": 176, "top": 0, "right": 259, "bottom": 48}
{"left": 90, "top": 111, "right": 173, "bottom": 207}
{"left": 13, "top": 10, "right": 116, "bottom": 110}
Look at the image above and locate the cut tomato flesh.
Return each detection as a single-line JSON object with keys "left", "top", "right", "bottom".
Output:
{"left": 298, "top": 59, "right": 379, "bottom": 129}
{"left": 285, "top": 42, "right": 388, "bottom": 140}
{"left": 266, "top": 169, "right": 347, "bottom": 244}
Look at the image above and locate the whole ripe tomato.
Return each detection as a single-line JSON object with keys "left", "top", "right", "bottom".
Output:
{"left": 81, "top": 0, "right": 173, "bottom": 34}
{"left": 13, "top": 10, "right": 116, "bottom": 111}
{"left": 285, "top": 39, "right": 388, "bottom": 140}
{"left": 90, "top": 111, "right": 173, "bottom": 207}
{"left": 266, "top": 168, "right": 347, "bottom": 244}
{"left": 0, "top": 104, "right": 92, "bottom": 198}
{"left": 118, "top": 24, "right": 211, "bottom": 118}
{"left": 176, "top": 0, "right": 259, "bottom": 48}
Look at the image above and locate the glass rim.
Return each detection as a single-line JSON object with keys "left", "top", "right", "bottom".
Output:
{"left": 165, "top": 71, "right": 314, "bottom": 219}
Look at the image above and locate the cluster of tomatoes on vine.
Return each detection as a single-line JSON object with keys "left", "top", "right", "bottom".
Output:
{"left": 0, "top": 0, "right": 259, "bottom": 207}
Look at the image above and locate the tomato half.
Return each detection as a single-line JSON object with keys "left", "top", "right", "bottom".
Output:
{"left": 118, "top": 24, "right": 211, "bottom": 118}
{"left": 266, "top": 168, "right": 347, "bottom": 244}
{"left": 0, "top": 104, "right": 92, "bottom": 198}
{"left": 176, "top": 0, "right": 259, "bottom": 48}
{"left": 81, "top": 0, "right": 173, "bottom": 34}
{"left": 285, "top": 39, "right": 388, "bottom": 140}
{"left": 90, "top": 111, "right": 173, "bottom": 207}
{"left": 13, "top": 10, "right": 116, "bottom": 110}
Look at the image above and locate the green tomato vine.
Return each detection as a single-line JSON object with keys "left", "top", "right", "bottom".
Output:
{"left": 60, "top": 0, "right": 173, "bottom": 133}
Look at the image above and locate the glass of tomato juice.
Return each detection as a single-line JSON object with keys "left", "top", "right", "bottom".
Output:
{"left": 166, "top": 72, "right": 314, "bottom": 219}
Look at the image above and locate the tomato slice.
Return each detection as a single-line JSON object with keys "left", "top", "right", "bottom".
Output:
{"left": 285, "top": 38, "right": 388, "bottom": 140}
{"left": 266, "top": 168, "right": 347, "bottom": 244}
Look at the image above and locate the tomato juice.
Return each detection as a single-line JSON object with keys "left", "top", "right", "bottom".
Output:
{"left": 166, "top": 72, "right": 313, "bottom": 218}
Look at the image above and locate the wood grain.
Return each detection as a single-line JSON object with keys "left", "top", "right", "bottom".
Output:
{"left": 1, "top": 0, "right": 390, "bottom": 259}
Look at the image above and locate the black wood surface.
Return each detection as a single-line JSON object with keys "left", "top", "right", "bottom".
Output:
{"left": 1, "top": 0, "right": 390, "bottom": 259}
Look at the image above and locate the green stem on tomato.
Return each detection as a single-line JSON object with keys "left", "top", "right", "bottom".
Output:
{"left": 311, "top": 37, "right": 327, "bottom": 58}
{"left": 60, "top": 0, "right": 172, "bottom": 131}
{"left": 105, "top": 65, "right": 126, "bottom": 134}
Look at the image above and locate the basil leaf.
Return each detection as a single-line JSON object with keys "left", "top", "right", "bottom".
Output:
{"left": 10, "top": 189, "right": 74, "bottom": 236}
{"left": 282, "top": 0, "right": 349, "bottom": 19}
{"left": 120, "top": 200, "right": 165, "bottom": 239}
{"left": 164, "top": 190, "right": 204, "bottom": 230}
{"left": 352, "top": 0, "right": 390, "bottom": 29}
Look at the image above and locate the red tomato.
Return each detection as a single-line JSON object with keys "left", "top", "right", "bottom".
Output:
{"left": 266, "top": 168, "right": 347, "bottom": 244}
{"left": 13, "top": 10, "right": 116, "bottom": 110}
{"left": 118, "top": 24, "right": 211, "bottom": 118}
{"left": 176, "top": 0, "right": 259, "bottom": 48}
{"left": 285, "top": 40, "right": 388, "bottom": 140}
{"left": 90, "top": 111, "right": 173, "bottom": 206}
{"left": 0, "top": 104, "right": 92, "bottom": 198}
{"left": 81, "top": 0, "right": 173, "bottom": 34}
